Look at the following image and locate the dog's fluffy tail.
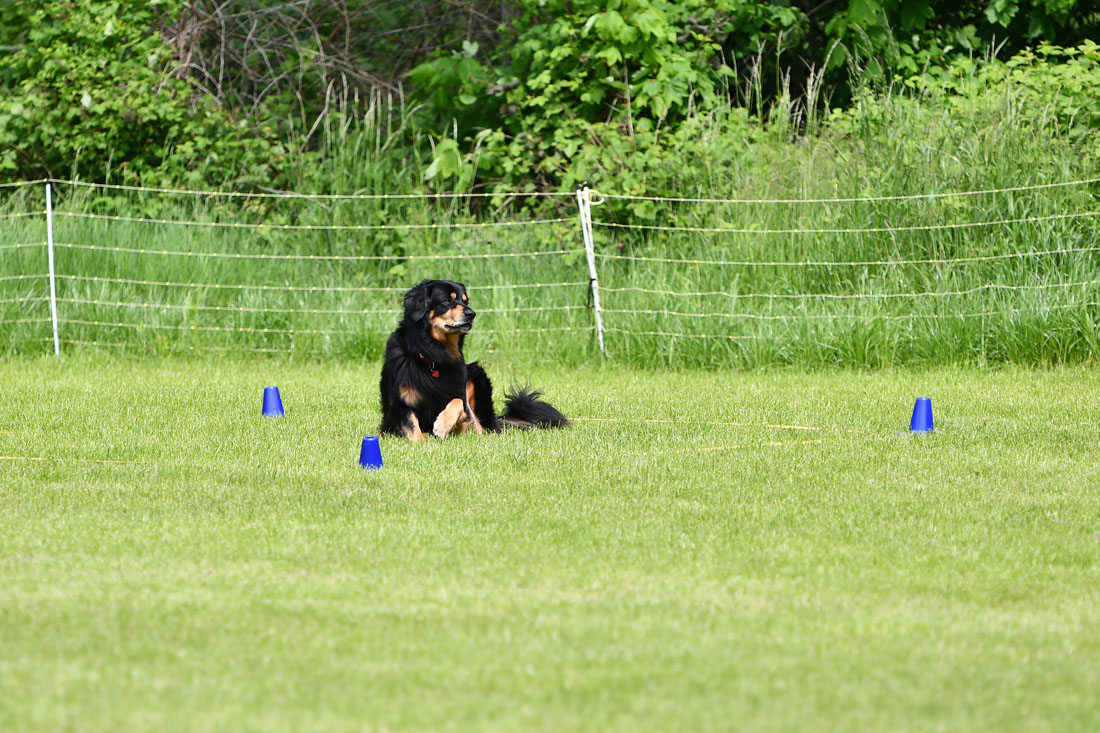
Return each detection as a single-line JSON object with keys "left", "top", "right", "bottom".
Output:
{"left": 502, "top": 385, "right": 569, "bottom": 429}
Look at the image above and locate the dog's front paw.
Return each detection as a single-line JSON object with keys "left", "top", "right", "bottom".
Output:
{"left": 433, "top": 399, "right": 464, "bottom": 439}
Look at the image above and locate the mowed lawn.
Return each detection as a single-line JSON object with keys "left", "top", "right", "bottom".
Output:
{"left": 1, "top": 356, "right": 1098, "bottom": 731}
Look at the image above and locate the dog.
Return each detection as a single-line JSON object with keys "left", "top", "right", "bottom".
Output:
{"left": 379, "top": 279, "right": 569, "bottom": 441}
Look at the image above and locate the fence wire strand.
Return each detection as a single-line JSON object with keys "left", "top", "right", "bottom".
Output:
{"left": 54, "top": 211, "right": 574, "bottom": 231}
{"left": 601, "top": 299, "right": 1098, "bottom": 323}
{"left": 61, "top": 318, "right": 590, "bottom": 338}
{"left": 595, "top": 244, "right": 1100, "bottom": 268}
{"left": 603, "top": 300, "right": 1100, "bottom": 337}
{"left": 0, "top": 242, "right": 46, "bottom": 251}
{"left": 602, "top": 278, "right": 1100, "bottom": 302}
{"left": 592, "top": 210, "right": 1100, "bottom": 235}
{"left": 52, "top": 242, "right": 582, "bottom": 261}
{"left": 55, "top": 274, "right": 587, "bottom": 293}
{"left": 0, "top": 179, "right": 47, "bottom": 189}
{"left": 59, "top": 297, "right": 588, "bottom": 317}
{"left": 55, "top": 179, "right": 577, "bottom": 200}
{"left": 595, "top": 175, "right": 1100, "bottom": 204}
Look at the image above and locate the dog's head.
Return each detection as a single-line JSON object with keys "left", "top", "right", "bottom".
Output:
{"left": 402, "top": 279, "right": 476, "bottom": 337}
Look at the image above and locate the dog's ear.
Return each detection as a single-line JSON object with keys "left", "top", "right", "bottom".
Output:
{"left": 403, "top": 279, "right": 433, "bottom": 322}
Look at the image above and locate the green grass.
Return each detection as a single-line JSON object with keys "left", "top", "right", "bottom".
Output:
{"left": 2, "top": 356, "right": 1099, "bottom": 730}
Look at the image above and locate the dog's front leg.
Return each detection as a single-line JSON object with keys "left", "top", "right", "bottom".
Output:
{"left": 432, "top": 398, "right": 466, "bottom": 439}
{"left": 401, "top": 411, "right": 425, "bottom": 442}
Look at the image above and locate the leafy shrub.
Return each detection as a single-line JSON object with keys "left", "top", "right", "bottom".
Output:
{"left": 0, "top": 0, "right": 281, "bottom": 187}
{"left": 907, "top": 41, "right": 1100, "bottom": 143}
{"left": 408, "top": 0, "right": 796, "bottom": 192}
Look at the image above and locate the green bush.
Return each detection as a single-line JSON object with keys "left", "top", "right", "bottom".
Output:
{"left": 906, "top": 41, "right": 1100, "bottom": 143}
{"left": 408, "top": 0, "right": 791, "bottom": 192}
{"left": 0, "top": 0, "right": 281, "bottom": 187}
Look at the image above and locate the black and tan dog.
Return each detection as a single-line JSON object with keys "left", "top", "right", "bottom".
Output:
{"left": 379, "top": 279, "right": 568, "bottom": 441}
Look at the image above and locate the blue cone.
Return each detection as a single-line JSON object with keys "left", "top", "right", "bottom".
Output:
{"left": 262, "top": 386, "right": 285, "bottom": 417}
{"left": 359, "top": 436, "right": 383, "bottom": 470}
{"left": 910, "top": 397, "right": 934, "bottom": 432}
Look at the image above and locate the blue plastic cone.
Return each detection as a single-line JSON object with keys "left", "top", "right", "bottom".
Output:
{"left": 262, "top": 386, "right": 285, "bottom": 417}
{"left": 909, "top": 397, "right": 934, "bottom": 432}
{"left": 359, "top": 436, "right": 383, "bottom": 470}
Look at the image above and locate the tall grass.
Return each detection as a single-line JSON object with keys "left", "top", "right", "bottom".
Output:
{"left": 593, "top": 77, "right": 1100, "bottom": 368}
{"left": 1, "top": 72, "right": 1099, "bottom": 368}
{"left": 0, "top": 91, "right": 594, "bottom": 362}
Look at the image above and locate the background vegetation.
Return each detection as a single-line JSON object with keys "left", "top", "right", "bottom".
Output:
{"left": 1, "top": 0, "right": 1098, "bottom": 189}
{"left": 1, "top": 1, "right": 1099, "bottom": 367}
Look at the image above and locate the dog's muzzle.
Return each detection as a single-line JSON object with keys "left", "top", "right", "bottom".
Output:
{"left": 446, "top": 307, "right": 476, "bottom": 333}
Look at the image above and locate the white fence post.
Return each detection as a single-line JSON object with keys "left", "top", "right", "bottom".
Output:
{"left": 45, "top": 182, "right": 60, "bottom": 356}
{"left": 577, "top": 185, "right": 605, "bottom": 354}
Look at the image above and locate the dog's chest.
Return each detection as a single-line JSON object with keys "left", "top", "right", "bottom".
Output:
{"left": 409, "top": 359, "right": 467, "bottom": 406}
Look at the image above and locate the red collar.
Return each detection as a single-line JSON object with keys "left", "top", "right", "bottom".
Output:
{"left": 417, "top": 352, "right": 440, "bottom": 378}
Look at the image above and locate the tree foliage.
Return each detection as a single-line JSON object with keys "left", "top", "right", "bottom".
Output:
{"left": 410, "top": 0, "right": 769, "bottom": 189}
{"left": 160, "top": 1, "right": 507, "bottom": 130}
{"left": 0, "top": 0, "right": 508, "bottom": 184}
{"left": 0, "top": 0, "right": 287, "bottom": 185}
{"left": 408, "top": 0, "right": 1099, "bottom": 191}
{"left": 0, "top": 0, "right": 1097, "bottom": 187}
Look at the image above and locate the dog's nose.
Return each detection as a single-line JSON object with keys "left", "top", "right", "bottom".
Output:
{"left": 464, "top": 306, "right": 476, "bottom": 320}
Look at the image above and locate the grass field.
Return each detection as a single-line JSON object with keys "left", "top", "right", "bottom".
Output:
{"left": 2, "top": 356, "right": 1098, "bottom": 730}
